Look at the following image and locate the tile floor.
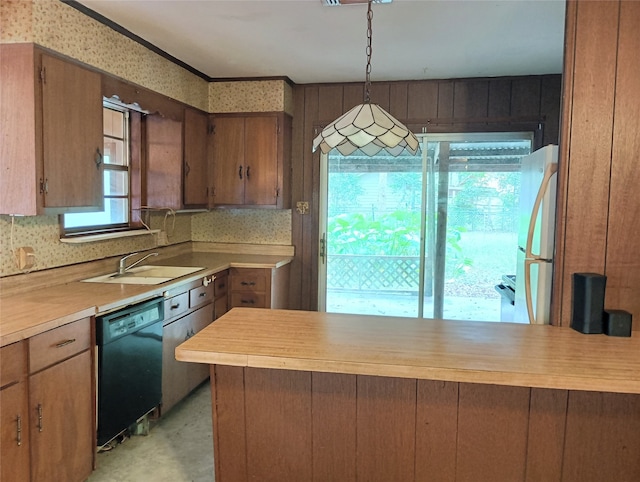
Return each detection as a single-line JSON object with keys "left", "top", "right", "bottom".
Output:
{"left": 88, "top": 381, "right": 215, "bottom": 482}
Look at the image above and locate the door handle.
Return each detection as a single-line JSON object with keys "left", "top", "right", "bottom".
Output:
{"left": 320, "top": 233, "right": 326, "bottom": 265}
{"left": 239, "top": 166, "right": 243, "bottom": 179}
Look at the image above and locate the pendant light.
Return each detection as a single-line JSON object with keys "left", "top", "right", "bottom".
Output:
{"left": 312, "top": 0, "right": 420, "bottom": 157}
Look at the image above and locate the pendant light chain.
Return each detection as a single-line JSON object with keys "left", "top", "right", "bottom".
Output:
{"left": 364, "top": 0, "right": 373, "bottom": 104}
{"left": 312, "top": 0, "right": 421, "bottom": 157}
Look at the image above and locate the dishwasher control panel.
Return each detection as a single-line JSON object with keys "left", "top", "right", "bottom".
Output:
{"left": 97, "top": 298, "right": 164, "bottom": 344}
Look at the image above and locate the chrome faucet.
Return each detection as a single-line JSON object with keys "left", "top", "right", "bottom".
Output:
{"left": 118, "top": 252, "right": 158, "bottom": 275}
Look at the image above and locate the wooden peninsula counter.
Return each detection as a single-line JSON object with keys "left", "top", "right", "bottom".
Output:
{"left": 176, "top": 308, "right": 640, "bottom": 482}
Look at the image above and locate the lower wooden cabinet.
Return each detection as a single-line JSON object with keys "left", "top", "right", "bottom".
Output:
{"left": 162, "top": 270, "right": 230, "bottom": 413}
{"left": 228, "top": 265, "right": 290, "bottom": 310}
{"left": 0, "top": 341, "right": 30, "bottom": 482}
{"left": 162, "top": 303, "right": 214, "bottom": 412}
{"left": 29, "top": 351, "right": 93, "bottom": 482}
{"left": 0, "top": 319, "right": 94, "bottom": 482}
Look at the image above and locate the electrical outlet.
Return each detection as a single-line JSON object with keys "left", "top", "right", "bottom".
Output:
{"left": 17, "top": 247, "right": 35, "bottom": 270}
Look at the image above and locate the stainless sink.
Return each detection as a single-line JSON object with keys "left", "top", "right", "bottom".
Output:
{"left": 81, "top": 266, "right": 205, "bottom": 285}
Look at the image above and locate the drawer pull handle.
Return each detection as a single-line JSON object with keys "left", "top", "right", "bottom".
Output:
{"left": 37, "top": 404, "right": 43, "bottom": 432}
{"left": 171, "top": 303, "right": 181, "bottom": 310}
{"left": 241, "top": 299, "right": 255, "bottom": 305}
{"left": 240, "top": 281, "right": 256, "bottom": 286}
{"left": 16, "top": 415, "right": 22, "bottom": 446}
{"left": 199, "top": 292, "right": 206, "bottom": 297}
{"left": 55, "top": 338, "right": 76, "bottom": 348}
{"left": 218, "top": 283, "right": 225, "bottom": 289}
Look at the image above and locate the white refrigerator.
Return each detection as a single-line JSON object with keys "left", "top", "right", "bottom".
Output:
{"left": 514, "top": 145, "right": 558, "bottom": 324}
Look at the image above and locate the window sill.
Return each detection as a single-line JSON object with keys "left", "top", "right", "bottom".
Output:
{"left": 60, "top": 229, "right": 160, "bottom": 244}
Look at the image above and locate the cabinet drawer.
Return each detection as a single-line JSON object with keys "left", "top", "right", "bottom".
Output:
{"left": 164, "top": 292, "right": 189, "bottom": 321}
{"left": 29, "top": 318, "right": 91, "bottom": 374}
{"left": 0, "top": 341, "right": 26, "bottom": 388}
{"left": 230, "top": 292, "right": 267, "bottom": 309}
{"left": 189, "top": 284, "right": 214, "bottom": 309}
{"left": 230, "top": 268, "right": 267, "bottom": 291}
{"left": 214, "top": 273, "right": 228, "bottom": 298}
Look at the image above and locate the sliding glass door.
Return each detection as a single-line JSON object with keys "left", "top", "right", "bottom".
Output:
{"left": 318, "top": 132, "right": 533, "bottom": 321}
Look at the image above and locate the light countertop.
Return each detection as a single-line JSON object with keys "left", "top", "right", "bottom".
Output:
{"left": 0, "top": 252, "right": 292, "bottom": 347}
{"left": 176, "top": 307, "right": 640, "bottom": 395}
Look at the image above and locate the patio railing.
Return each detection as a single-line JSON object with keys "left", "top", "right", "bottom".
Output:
{"left": 327, "top": 254, "right": 420, "bottom": 292}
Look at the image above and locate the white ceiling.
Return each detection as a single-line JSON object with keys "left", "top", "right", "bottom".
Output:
{"left": 75, "top": 0, "right": 566, "bottom": 84}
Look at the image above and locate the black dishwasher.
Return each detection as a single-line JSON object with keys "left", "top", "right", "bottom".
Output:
{"left": 96, "top": 297, "right": 164, "bottom": 446}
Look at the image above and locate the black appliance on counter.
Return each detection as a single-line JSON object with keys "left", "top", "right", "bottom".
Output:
{"left": 495, "top": 275, "right": 516, "bottom": 322}
{"left": 96, "top": 297, "right": 164, "bottom": 446}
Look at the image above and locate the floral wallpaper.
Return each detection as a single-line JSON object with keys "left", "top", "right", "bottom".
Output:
{"left": 0, "top": 212, "right": 191, "bottom": 277}
{"left": 210, "top": 81, "right": 294, "bottom": 115}
{"left": 192, "top": 210, "right": 291, "bottom": 245}
{"left": 0, "top": 1, "right": 293, "bottom": 278}
{"left": 1, "top": 0, "right": 291, "bottom": 113}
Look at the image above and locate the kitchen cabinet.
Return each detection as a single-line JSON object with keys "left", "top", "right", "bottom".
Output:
{"left": 211, "top": 113, "right": 291, "bottom": 209}
{"left": 0, "top": 341, "right": 30, "bottom": 482}
{"left": 146, "top": 114, "right": 183, "bottom": 211}
{"left": 162, "top": 276, "right": 215, "bottom": 413}
{"left": 28, "top": 319, "right": 94, "bottom": 482}
{"left": 228, "top": 265, "right": 290, "bottom": 310}
{"left": 0, "top": 44, "right": 103, "bottom": 215}
{"left": 183, "top": 108, "right": 210, "bottom": 208}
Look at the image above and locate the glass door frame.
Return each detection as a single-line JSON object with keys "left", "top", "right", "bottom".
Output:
{"left": 318, "top": 131, "right": 535, "bottom": 318}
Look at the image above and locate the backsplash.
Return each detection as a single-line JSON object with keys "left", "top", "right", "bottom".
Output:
{"left": 0, "top": 209, "right": 292, "bottom": 277}
{"left": 192, "top": 210, "right": 291, "bottom": 245}
{"left": 0, "top": 213, "right": 190, "bottom": 277}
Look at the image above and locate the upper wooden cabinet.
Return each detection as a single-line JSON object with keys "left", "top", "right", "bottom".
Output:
{"left": 145, "top": 114, "right": 183, "bottom": 211}
{"left": 0, "top": 44, "right": 104, "bottom": 215}
{"left": 183, "top": 108, "right": 210, "bottom": 208}
{"left": 211, "top": 113, "right": 291, "bottom": 209}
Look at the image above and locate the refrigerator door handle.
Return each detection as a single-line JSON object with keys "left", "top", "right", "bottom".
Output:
{"left": 524, "top": 257, "right": 552, "bottom": 324}
{"left": 524, "top": 258, "right": 535, "bottom": 324}
{"left": 525, "top": 163, "right": 558, "bottom": 259}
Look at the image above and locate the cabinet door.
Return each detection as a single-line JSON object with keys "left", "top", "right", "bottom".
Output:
{"left": 244, "top": 116, "right": 279, "bottom": 205}
{"left": 212, "top": 116, "right": 245, "bottom": 205}
{"left": 162, "top": 315, "right": 192, "bottom": 413}
{"left": 162, "top": 303, "right": 214, "bottom": 413}
{"left": 0, "top": 382, "right": 30, "bottom": 482}
{"left": 146, "top": 115, "right": 183, "bottom": 210}
{"left": 29, "top": 351, "right": 93, "bottom": 482}
{"left": 183, "top": 108, "right": 209, "bottom": 207}
{"left": 187, "top": 303, "right": 214, "bottom": 392}
{"left": 41, "top": 54, "right": 103, "bottom": 211}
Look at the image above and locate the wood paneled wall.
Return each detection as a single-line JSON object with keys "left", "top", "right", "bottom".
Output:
{"left": 211, "top": 366, "right": 640, "bottom": 482}
{"left": 554, "top": 0, "right": 640, "bottom": 329}
{"left": 290, "top": 75, "right": 562, "bottom": 311}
